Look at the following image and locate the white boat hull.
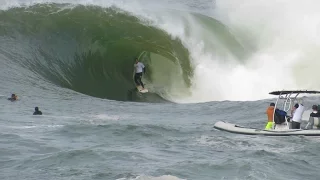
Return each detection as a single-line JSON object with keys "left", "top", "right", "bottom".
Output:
{"left": 214, "top": 121, "right": 320, "bottom": 136}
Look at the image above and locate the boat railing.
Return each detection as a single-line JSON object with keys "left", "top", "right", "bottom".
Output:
{"left": 273, "top": 92, "right": 300, "bottom": 130}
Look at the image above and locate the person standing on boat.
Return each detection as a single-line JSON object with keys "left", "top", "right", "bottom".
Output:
{"left": 305, "top": 105, "right": 320, "bottom": 129}
{"left": 291, "top": 103, "right": 305, "bottom": 129}
{"left": 265, "top": 103, "right": 275, "bottom": 130}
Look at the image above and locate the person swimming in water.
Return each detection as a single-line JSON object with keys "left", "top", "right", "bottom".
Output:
{"left": 8, "top": 94, "right": 18, "bottom": 101}
{"left": 33, "top": 107, "right": 42, "bottom": 115}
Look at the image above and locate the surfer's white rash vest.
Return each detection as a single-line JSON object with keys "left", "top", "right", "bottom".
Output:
{"left": 134, "top": 62, "right": 145, "bottom": 73}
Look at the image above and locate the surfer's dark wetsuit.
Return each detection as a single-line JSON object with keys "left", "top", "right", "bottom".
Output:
{"left": 33, "top": 107, "right": 42, "bottom": 115}
{"left": 134, "top": 72, "right": 144, "bottom": 88}
{"left": 8, "top": 94, "right": 17, "bottom": 101}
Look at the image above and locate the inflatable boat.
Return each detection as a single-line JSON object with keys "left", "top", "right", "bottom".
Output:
{"left": 214, "top": 121, "right": 320, "bottom": 136}
{"left": 214, "top": 90, "right": 320, "bottom": 136}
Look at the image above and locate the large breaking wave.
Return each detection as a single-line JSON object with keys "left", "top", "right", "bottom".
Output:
{"left": 1, "top": 0, "right": 320, "bottom": 103}
{"left": 0, "top": 4, "right": 195, "bottom": 102}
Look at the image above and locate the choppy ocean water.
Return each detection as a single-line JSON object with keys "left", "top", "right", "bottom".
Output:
{"left": 1, "top": 0, "right": 320, "bottom": 179}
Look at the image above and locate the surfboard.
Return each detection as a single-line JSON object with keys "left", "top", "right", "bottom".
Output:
{"left": 136, "top": 86, "right": 148, "bottom": 93}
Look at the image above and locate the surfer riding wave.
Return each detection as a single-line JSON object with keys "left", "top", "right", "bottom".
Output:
{"left": 134, "top": 58, "right": 146, "bottom": 90}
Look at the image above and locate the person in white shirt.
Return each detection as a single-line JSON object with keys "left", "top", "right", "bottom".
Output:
{"left": 291, "top": 103, "right": 305, "bottom": 129}
{"left": 134, "top": 58, "right": 146, "bottom": 89}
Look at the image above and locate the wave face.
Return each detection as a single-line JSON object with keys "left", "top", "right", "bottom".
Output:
{"left": 2, "top": 0, "right": 320, "bottom": 103}
{"left": 0, "top": 4, "right": 195, "bottom": 102}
